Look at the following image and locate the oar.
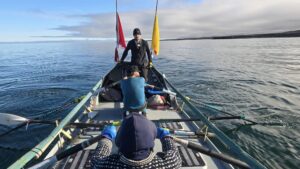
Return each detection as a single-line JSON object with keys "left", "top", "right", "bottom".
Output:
{"left": 28, "top": 134, "right": 103, "bottom": 169}
{"left": 173, "top": 137, "right": 251, "bottom": 169}
{"left": 0, "top": 113, "right": 121, "bottom": 127}
{"left": 154, "top": 116, "right": 245, "bottom": 122}
{"left": 0, "top": 113, "right": 118, "bottom": 137}
{"left": 28, "top": 134, "right": 250, "bottom": 169}
{"left": 152, "top": 86, "right": 176, "bottom": 95}
{"left": 67, "top": 117, "right": 246, "bottom": 129}
{"left": 169, "top": 129, "right": 215, "bottom": 138}
{"left": 0, "top": 113, "right": 48, "bottom": 137}
{"left": 0, "top": 113, "right": 58, "bottom": 126}
{"left": 0, "top": 113, "right": 238, "bottom": 129}
{"left": 187, "top": 98, "right": 284, "bottom": 126}
{"left": 0, "top": 112, "right": 282, "bottom": 134}
{"left": 0, "top": 113, "right": 58, "bottom": 137}
{"left": 0, "top": 122, "right": 28, "bottom": 137}
{"left": 105, "top": 80, "right": 121, "bottom": 88}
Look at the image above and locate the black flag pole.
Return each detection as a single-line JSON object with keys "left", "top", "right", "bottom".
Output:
{"left": 155, "top": 0, "right": 158, "bottom": 15}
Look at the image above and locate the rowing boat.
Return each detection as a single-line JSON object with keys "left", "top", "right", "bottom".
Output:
{"left": 8, "top": 62, "right": 266, "bottom": 169}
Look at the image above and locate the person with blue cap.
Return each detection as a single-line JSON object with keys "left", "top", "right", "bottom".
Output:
{"left": 91, "top": 113, "right": 182, "bottom": 169}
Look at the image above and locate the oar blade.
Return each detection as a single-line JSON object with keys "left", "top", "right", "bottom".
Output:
{"left": 0, "top": 113, "right": 28, "bottom": 126}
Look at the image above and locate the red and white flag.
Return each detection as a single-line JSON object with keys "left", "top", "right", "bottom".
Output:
{"left": 115, "top": 12, "right": 126, "bottom": 62}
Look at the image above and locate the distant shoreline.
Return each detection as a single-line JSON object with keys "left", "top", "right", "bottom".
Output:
{"left": 162, "top": 30, "right": 300, "bottom": 41}
{"left": 1, "top": 30, "right": 300, "bottom": 43}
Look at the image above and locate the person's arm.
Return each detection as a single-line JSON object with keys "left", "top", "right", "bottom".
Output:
{"left": 145, "top": 40, "right": 152, "bottom": 64}
{"left": 157, "top": 128, "right": 182, "bottom": 169}
{"left": 161, "top": 136, "right": 178, "bottom": 152}
{"left": 91, "top": 125, "right": 116, "bottom": 168}
{"left": 145, "top": 83, "right": 162, "bottom": 91}
{"left": 121, "top": 41, "right": 131, "bottom": 61}
{"left": 157, "top": 128, "right": 177, "bottom": 151}
{"left": 91, "top": 137, "right": 113, "bottom": 161}
{"left": 145, "top": 83, "right": 155, "bottom": 88}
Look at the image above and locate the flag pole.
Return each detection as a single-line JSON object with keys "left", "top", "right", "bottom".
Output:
{"left": 116, "top": 0, "right": 118, "bottom": 48}
{"left": 114, "top": 0, "right": 126, "bottom": 62}
{"left": 155, "top": 0, "right": 158, "bottom": 15}
{"left": 115, "top": 0, "right": 119, "bottom": 62}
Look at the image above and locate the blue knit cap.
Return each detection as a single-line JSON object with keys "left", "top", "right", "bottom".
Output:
{"left": 116, "top": 113, "right": 157, "bottom": 160}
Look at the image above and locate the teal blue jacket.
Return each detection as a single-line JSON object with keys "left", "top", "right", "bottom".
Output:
{"left": 121, "top": 77, "right": 146, "bottom": 111}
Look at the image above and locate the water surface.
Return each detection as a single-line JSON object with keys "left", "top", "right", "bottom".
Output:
{"left": 0, "top": 38, "right": 299, "bottom": 168}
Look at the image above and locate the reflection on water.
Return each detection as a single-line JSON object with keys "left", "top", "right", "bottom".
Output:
{"left": 0, "top": 38, "right": 299, "bottom": 168}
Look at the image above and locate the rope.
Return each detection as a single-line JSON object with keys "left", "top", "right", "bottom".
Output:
{"left": 185, "top": 96, "right": 239, "bottom": 117}
{"left": 185, "top": 96, "right": 284, "bottom": 126}
{"left": 0, "top": 122, "right": 27, "bottom": 138}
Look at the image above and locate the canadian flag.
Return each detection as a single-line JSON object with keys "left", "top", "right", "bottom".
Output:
{"left": 115, "top": 12, "right": 126, "bottom": 62}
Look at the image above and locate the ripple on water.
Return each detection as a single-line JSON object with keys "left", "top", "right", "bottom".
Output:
{"left": 1, "top": 39, "right": 300, "bottom": 169}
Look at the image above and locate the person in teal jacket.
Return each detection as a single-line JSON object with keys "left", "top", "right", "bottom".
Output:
{"left": 121, "top": 66, "right": 154, "bottom": 117}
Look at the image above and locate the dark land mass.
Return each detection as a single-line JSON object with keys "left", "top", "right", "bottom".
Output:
{"left": 162, "top": 30, "right": 300, "bottom": 41}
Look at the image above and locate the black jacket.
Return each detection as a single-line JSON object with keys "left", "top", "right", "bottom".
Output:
{"left": 121, "top": 39, "right": 152, "bottom": 67}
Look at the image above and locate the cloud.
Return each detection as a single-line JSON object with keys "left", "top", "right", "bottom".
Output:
{"left": 24, "top": 8, "right": 78, "bottom": 21}
{"left": 51, "top": 0, "right": 300, "bottom": 39}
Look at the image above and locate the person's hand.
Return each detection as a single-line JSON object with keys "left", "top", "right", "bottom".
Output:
{"left": 101, "top": 125, "right": 117, "bottom": 140}
{"left": 148, "top": 84, "right": 155, "bottom": 88}
{"left": 156, "top": 128, "right": 170, "bottom": 139}
{"left": 149, "top": 62, "right": 153, "bottom": 68}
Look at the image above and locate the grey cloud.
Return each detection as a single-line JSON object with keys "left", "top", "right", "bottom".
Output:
{"left": 51, "top": 0, "right": 300, "bottom": 39}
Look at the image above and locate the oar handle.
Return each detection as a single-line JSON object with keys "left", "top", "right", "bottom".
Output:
{"left": 66, "top": 119, "right": 283, "bottom": 130}
{"left": 152, "top": 86, "right": 162, "bottom": 90}
{"left": 29, "top": 120, "right": 57, "bottom": 125}
{"left": 67, "top": 121, "right": 121, "bottom": 128}
{"left": 152, "top": 118, "right": 203, "bottom": 123}
{"left": 66, "top": 118, "right": 237, "bottom": 128}
{"left": 173, "top": 137, "right": 251, "bottom": 169}
{"left": 169, "top": 129, "right": 215, "bottom": 138}
{"left": 209, "top": 116, "right": 243, "bottom": 121}
{"left": 68, "top": 122, "right": 107, "bottom": 128}
{"left": 29, "top": 135, "right": 103, "bottom": 169}
{"left": 56, "top": 135, "right": 102, "bottom": 160}
{"left": 190, "top": 99, "right": 260, "bottom": 125}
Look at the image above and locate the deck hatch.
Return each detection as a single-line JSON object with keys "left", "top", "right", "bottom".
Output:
{"left": 57, "top": 150, "right": 94, "bottom": 169}
{"left": 178, "top": 146, "right": 206, "bottom": 167}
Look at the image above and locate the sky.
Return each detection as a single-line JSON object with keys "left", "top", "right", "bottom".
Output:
{"left": 0, "top": 0, "right": 300, "bottom": 42}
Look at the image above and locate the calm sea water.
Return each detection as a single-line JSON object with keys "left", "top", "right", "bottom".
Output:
{"left": 0, "top": 38, "right": 299, "bottom": 169}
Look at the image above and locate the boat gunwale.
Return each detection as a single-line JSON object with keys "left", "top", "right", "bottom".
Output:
{"left": 8, "top": 78, "right": 103, "bottom": 169}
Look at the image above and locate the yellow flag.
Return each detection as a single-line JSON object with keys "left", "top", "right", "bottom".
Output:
{"left": 151, "top": 15, "right": 160, "bottom": 56}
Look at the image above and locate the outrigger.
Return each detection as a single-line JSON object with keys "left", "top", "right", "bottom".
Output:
{"left": 2, "top": 62, "right": 272, "bottom": 169}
